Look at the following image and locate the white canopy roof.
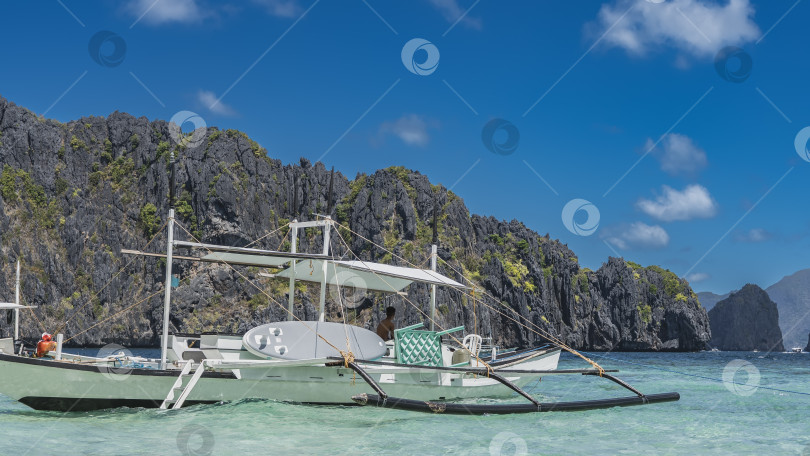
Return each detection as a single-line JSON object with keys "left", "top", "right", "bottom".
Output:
{"left": 275, "top": 259, "right": 469, "bottom": 293}
{"left": 168, "top": 240, "right": 469, "bottom": 292}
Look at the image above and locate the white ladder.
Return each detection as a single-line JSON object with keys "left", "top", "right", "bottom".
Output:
{"left": 160, "top": 361, "right": 205, "bottom": 409}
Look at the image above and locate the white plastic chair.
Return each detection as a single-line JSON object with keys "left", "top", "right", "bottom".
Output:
{"left": 462, "top": 334, "right": 483, "bottom": 358}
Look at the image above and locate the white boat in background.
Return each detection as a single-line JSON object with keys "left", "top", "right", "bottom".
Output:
{"left": 0, "top": 160, "right": 678, "bottom": 415}
{"left": 791, "top": 347, "right": 803, "bottom": 353}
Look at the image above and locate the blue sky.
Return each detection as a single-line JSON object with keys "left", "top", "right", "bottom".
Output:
{"left": 1, "top": 0, "right": 808, "bottom": 294}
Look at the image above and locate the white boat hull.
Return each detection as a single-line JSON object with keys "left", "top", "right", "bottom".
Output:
{"left": 0, "top": 349, "right": 560, "bottom": 411}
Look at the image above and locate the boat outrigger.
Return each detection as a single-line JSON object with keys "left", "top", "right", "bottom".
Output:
{"left": 0, "top": 158, "right": 679, "bottom": 414}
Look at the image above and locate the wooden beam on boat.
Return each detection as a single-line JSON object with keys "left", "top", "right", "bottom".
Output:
{"left": 122, "top": 249, "right": 310, "bottom": 269}
{"left": 329, "top": 357, "right": 617, "bottom": 375}
{"left": 173, "top": 241, "right": 329, "bottom": 260}
{"left": 204, "top": 358, "right": 334, "bottom": 369}
{"left": 355, "top": 366, "right": 618, "bottom": 376}
{"left": 120, "top": 249, "right": 201, "bottom": 262}
{"left": 351, "top": 392, "right": 680, "bottom": 414}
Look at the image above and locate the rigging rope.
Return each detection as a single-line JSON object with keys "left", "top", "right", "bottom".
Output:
{"left": 329, "top": 258, "right": 354, "bottom": 359}
{"left": 580, "top": 351, "right": 810, "bottom": 397}
{"left": 274, "top": 224, "right": 291, "bottom": 251}
{"left": 20, "top": 294, "right": 47, "bottom": 334}
{"left": 331, "top": 226, "right": 495, "bottom": 375}
{"left": 51, "top": 218, "right": 170, "bottom": 337}
{"left": 173, "top": 221, "right": 352, "bottom": 361}
{"left": 63, "top": 289, "right": 164, "bottom": 344}
{"left": 243, "top": 223, "right": 290, "bottom": 249}
{"left": 436, "top": 256, "right": 604, "bottom": 375}
{"left": 333, "top": 220, "right": 603, "bottom": 375}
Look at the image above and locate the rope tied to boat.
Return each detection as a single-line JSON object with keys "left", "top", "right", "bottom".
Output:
{"left": 340, "top": 350, "right": 355, "bottom": 368}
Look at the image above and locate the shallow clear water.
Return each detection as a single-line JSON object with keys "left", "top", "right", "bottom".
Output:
{"left": 1, "top": 350, "right": 809, "bottom": 455}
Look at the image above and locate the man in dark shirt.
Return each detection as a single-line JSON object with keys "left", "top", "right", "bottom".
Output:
{"left": 376, "top": 306, "right": 396, "bottom": 341}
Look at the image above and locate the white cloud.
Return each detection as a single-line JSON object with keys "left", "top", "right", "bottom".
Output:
{"left": 197, "top": 90, "right": 237, "bottom": 116}
{"left": 734, "top": 228, "right": 772, "bottom": 243}
{"left": 603, "top": 222, "right": 670, "bottom": 250}
{"left": 593, "top": 0, "right": 760, "bottom": 58}
{"left": 379, "top": 114, "right": 432, "bottom": 147}
{"left": 125, "top": 0, "right": 207, "bottom": 25}
{"left": 686, "top": 272, "right": 710, "bottom": 283}
{"left": 428, "top": 0, "right": 482, "bottom": 30}
{"left": 252, "top": 0, "right": 302, "bottom": 18}
{"left": 645, "top": 133, "right": 707, "bottom": 176}
{"left": 637, "top": 184, "right": 718, "bottom": 222}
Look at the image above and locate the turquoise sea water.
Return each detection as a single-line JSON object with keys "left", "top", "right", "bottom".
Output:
{"left": 1, "top": 350, "right": 808, "bottom": 455}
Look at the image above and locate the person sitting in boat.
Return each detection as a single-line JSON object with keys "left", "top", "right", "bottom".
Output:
{"left": 36, "top": 333, "right": 56, "bottom": 358}
{"left": 376, "top": 306, "right": 396, "bottom": 341}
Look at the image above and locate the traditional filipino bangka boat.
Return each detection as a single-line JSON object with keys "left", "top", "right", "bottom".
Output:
{"left": 0, "top": 159, "right": 679, "bottom": 414}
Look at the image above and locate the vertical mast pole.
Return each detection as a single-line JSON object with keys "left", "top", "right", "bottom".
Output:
{"left": 14, "top": 259, "right": 20, "bottom": 340}
{"left": 318, "top": 217, "right": 331, "bottom": 322}
{"left": 287, "top": 221, "right": 298, "bottom": 321}
{"left": 430, "top": 194, "right": 439, "bottom": 331}
{"left": 288, "top": 177, "right": 299, "bottom": 322}
{"left": 430, "top": 245, "right": 437, "bottom": 332}
{"left": 160, "top": 153, "right": 176, "bottom": 370}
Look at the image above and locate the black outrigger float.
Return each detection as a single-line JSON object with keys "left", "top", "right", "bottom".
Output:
{"left": 344, "top": 357, "right": 680, "bottom": 415}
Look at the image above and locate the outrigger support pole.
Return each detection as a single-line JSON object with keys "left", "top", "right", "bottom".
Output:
{"left": 346, "top": 361, "right": 388, "bottom": 402}
{"left": 583, "top": 371, "right": 647, "bottom": 400}
{"left": 486, "top": 370, "right": 541, "bottom": 408}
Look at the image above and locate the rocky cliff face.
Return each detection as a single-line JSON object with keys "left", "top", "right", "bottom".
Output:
{"left": 0, "top": 96, "right": 710, "bottom": 350}
{"left": 708, "top": 284, "right": 784, "bottom": 351}
{"left": 696, "top": 291, "right": 730, "bottom": 311}
{"left": 766, "top": 269, "right": 810, "bottom": 349}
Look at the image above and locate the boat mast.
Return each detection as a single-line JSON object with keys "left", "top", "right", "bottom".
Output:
{"left": 13, "top": 259, "right": 20, "bottom": 340}
{"left": 287, "top": 222, "right": 298, "bottom": 321}
{"left": 318, "top": 216, "right": 331, "bottom": 322}
{"left": 160, "top": 152, "right": 177, "bottom": 370}
{"left": 287, "top": 176, "right": 299, "bottom": 321}
{"left": 318, "top": 168, "right": 335, "bottom": 323}
{"left": 429, "top": 195, "right": 438, "bottom": 331}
